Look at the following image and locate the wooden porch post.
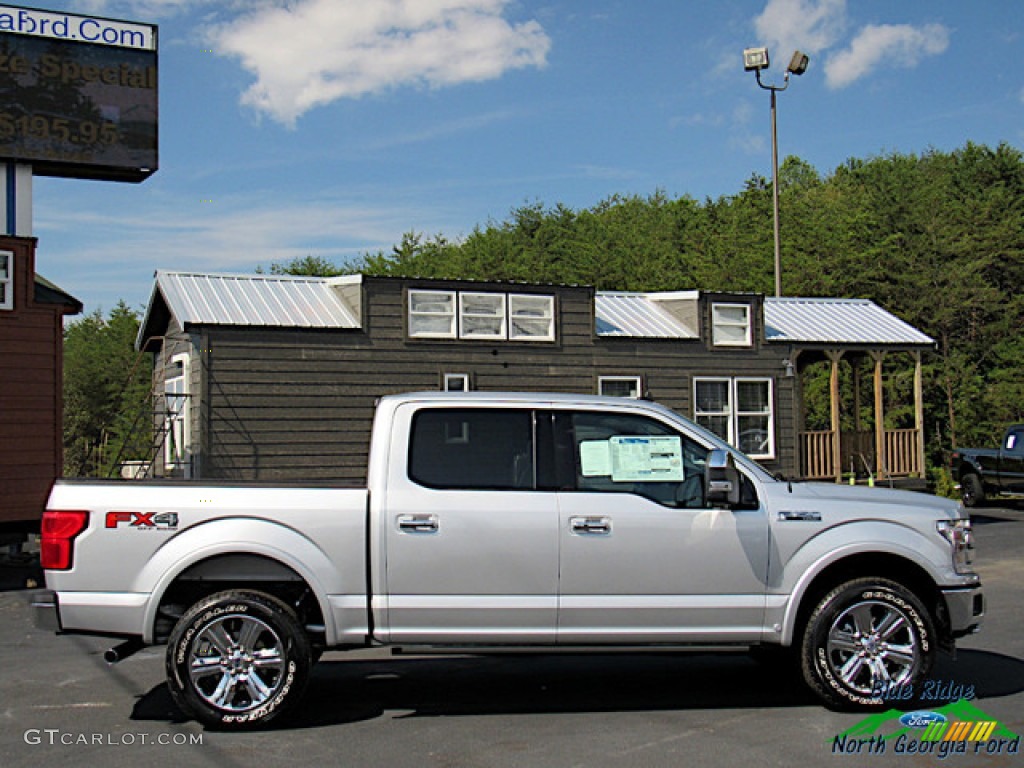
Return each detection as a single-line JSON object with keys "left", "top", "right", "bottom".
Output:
{"left": 871, "top": 351, "right": 886, "bottom": 481}
{"left": 827, "top": 350, "right": 843, "bottom": 483}
{"left": 853, "top": 360, "right": 862, "bottom": 436}
{"left": 913, "top": 351, "right": 925, "bottom": 477}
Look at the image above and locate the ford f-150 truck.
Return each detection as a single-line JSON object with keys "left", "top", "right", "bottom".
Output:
{"left": 952, "top": 424, "right": 1024, "bottom": 507}
{"left": 35, "top": 392, "right": 984, "bottom": 729}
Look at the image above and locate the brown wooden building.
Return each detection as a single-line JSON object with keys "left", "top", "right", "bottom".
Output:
{"left": 0, "top": 236, "right": 81, "bottom": 536}
{"left": 136, "top": 271, "right": 934, "bottom": 485}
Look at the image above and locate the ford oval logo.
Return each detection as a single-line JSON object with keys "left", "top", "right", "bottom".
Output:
{"left": 899, "top": 711, "right": 948, "bottom": 729}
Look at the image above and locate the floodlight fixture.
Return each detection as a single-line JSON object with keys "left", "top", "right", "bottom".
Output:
{"left": 787, "top": 50, "right": 809, "bottom": 76}
{"left": 743, "top": 47, "right": 769, "bottom": 72}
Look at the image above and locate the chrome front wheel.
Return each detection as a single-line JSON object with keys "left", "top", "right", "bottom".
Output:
{"left": 825, "top": 599, "right": 921, "bottom": 695}
{"left": 801, "top": 578, "right": 935, "bottom": 709}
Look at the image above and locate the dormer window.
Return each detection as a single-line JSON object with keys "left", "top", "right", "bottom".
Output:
{"left": 711, "top": 303, "right": 751, "bottom": 346}
{"left": 459, "top": 293, "right": 506, "bottom": 339}
{"left": 408, "top": 290, "right": 456, "bottom": 338}
{"left": 408, "top": 289, "right": 555, "bottom": 342}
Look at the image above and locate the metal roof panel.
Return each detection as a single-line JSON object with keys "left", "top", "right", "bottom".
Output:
{"left": 764, "top": 297, "right": 933, "bottom": 345}
{"left": 154, "top": 271, "right": 361, "bottom": 330}
{"left": 595, "top": 293, "right": 698, "bottom": 338}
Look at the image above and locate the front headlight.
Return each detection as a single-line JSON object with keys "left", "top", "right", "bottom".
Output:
{"left": 936, "top": 518, "right": 975, "bottom": 574}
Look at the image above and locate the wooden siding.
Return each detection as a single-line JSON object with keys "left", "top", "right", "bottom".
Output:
{"left": 0, "top": 237, "right": 75, "bottom": 528}
{"left": 156, "top": 277, "right": 797, "bottom": 483}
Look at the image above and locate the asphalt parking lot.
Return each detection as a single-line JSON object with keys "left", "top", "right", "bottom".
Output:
{"left": 2, "top": 505, "right": 1022, "bottom": 768}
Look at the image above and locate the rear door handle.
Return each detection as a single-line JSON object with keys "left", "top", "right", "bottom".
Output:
{"left": 397, "top": 514, "right": 439, "bottom": 533}
{"left": 570, "top": 516, "right": 612, "bottom": 535}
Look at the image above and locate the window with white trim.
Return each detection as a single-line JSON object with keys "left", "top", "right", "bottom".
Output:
{"left": 711, "top": 303, "right": 751, "bottom": 346}
{"left": 408, "top": 290, "right": 456, "bottom": 338}
{"left": 598, "top": 376, "right": 642, "bottom": 399}
{"left": 443, "top": 373, "right": 470, "bottom": 392}
{"left": 408, "top": 289, "right": 555, "bottom": 342}
{"left": 164, "top": 354, "right": 190, "bottom": 472}
{"left": 694, "top": 377, "right": 774, "bottom": 459}
{"left": 0, "top": 251, "right": 12, "bottom": 310}
{"left": 509, "top": 294, "right": 554, "bottom": 341}
{"left": 459, "top": 293, "right": 506, "bottom": 339}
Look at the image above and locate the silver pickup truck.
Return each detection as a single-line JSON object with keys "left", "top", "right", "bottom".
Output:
{"left": 36, "top": 392, "right": 984, "bottom": 729}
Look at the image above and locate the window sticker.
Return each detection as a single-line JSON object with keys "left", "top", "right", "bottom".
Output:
{"left": 580, "top": 436, "right": 686, "bottom": 482}
{"left": 610, "top": 436, "right": 684, "bottom": 482}
{"left": 580, "top": 440, "right": 612, "bottom": 477}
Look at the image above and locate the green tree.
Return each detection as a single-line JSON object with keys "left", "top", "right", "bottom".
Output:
{"left": 63, "top": 303, "right": 152, "bottom": 477}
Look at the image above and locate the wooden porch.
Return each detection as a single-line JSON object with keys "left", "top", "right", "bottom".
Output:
{"left": 795, "top": 349, "right": 927, "bottom": 483}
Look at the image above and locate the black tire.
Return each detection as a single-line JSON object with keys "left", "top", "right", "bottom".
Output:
{"left": 800, "top": 578, "right": 935, "bottom": 710}
{"left": 960, "top": 473, "right": 985, "bottom": 508}
{"left": 166, "top": 590, "right": 312, "bottom": 729}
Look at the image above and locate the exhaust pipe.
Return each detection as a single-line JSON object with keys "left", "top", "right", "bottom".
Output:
{"left": 104, "top": 637, "right": 145, "bottom": 664}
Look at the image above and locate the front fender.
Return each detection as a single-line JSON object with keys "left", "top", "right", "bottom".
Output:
{"left": 775, "top": 520, "right": 953, "bottom": 646}
{"left": 136, "top": 517, "right": 342, "bottom": 645}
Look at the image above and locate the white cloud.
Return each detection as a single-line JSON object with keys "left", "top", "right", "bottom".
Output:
{"left": 71, "top": 0, "right": 213, "bottom": 18}
{"left": 825, "top": 23, "right": 950, "bottom": 89}
{"left": 753, "top": 0, "right": 847, "bottom": 59}
{"left": 208, "top": 0, "right": 551, "bottom": 126}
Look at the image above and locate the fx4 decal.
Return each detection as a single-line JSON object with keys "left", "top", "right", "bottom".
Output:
{"left": 105, "top": 511, "right": 179, "bottom": 530}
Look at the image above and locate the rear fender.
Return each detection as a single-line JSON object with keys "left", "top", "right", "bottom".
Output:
{"left": 136, "top": 517, "right": 341, "bottom": 645}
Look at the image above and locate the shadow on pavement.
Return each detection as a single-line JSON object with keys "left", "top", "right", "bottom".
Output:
{"left": 130, "top": 647, "right": 1024, "bottom": 730}
{"left": 0, "top": 553, "right": 42, "bottom": 592}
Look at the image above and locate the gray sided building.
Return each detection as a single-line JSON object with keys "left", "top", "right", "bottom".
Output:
{"left": 137, "top": 272, "right": 935, "bottom": 485}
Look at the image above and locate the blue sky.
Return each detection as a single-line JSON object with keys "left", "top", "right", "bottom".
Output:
{"left": 11, "top": 0, "right": 1024, "bottom": 315}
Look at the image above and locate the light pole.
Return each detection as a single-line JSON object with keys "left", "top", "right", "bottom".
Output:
{"left": 743, "top": 47, "right": 809, "bottom": 297}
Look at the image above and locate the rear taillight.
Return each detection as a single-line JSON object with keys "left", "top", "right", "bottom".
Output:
{"left": 41, "top": 510, "right": 89, "bottom": 571}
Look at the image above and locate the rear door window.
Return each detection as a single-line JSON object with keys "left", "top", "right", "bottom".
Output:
{"left": 409, "top": 409, "right": 535, "bottom": 490}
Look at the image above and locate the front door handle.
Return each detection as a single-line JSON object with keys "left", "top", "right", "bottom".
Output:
{"left": 397, "top": 514, "right": 439, "bottom": 533}
{"left": 570, "top": 516, "right": 612, "bottom": 535}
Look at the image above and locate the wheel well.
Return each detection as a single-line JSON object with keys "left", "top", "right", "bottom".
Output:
{"left": 792, "top": 553, "right": 949, "bottom": 648}
{"left": 153, "top": 554, "right": 326, "bottom": 646}
{"left": 956, "top": 464, "right": 981, "bottom": 483}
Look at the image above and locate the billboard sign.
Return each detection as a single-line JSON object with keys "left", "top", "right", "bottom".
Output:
{"left": 0, "top": 4, "right": 157, "bottom": 182}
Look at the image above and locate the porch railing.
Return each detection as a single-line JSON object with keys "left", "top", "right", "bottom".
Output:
{"left": 884, "top": 428, "right": 922, "bottom": 477}
{"left": 800, "top": 430, "right": 836, "bottom": 480}
{"left": 799, "top": 428, "right": 921, "bottom": 480}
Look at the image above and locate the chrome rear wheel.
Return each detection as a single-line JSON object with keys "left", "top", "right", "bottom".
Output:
{"left": 167, "top": 590, "right": 312, "bottom": 729}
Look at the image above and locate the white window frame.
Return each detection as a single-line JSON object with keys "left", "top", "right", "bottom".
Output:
{"left": 694, "top": 376, "right": 775, "bottom": 459}
{"left": 0, "top": 250, "right": 13, "bottom": 311}
{"left": 711, "top": 303, "right": 752, "bottom": 347}
{"left": 408, "top": 289, "right": 556, "bottom": 342}
{"left": 164, "top": 353, "right": 191, "bottom": 472}
{"left": 459, "top": 292, "right": 506, "bottom": 340}
{"left": 508, "top": 294, "right": 555, "bottom": 341}
{"left": 443, "top": 373, "right": 471, "bottom": 392}
{"left": 598, "top": 375, "right": 642, "bottom": 399}
{"left": 408, "top": 289, "right": 456, "bottom": 339}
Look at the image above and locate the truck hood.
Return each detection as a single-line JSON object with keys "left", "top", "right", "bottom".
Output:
{"left": 784, "top": 481, "right": 964, "bottom": 519}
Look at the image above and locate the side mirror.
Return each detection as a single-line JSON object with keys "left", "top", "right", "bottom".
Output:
{"left": 706, "top": 449, "right": 741, "bottom": 508}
